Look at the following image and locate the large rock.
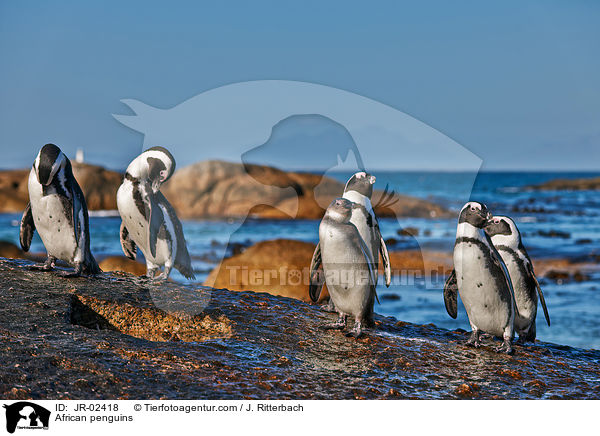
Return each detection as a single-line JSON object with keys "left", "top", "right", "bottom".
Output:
{"left": 70, "top": 162, "right": 122, "bottom": 210}
{"left": 0, "top": 169, "right": 30, "bottom": 213}
{"left": 162, "top": 160, "right": 449, "bottom": 219}
{"left": 0, "top": 163, "right": 123, "bottom": 212}
{"left": 0, "top": 257, "right": 598, "bottom": 399}
{"left": 98, "top": 256, "right": 146, "bottom": 276}
{"left": 204, "top": 239, "right": 329, "bottom": 302}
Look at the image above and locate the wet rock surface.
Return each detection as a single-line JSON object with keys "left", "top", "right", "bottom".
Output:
{"left": 0, "top": 257, "right": 598, "bottom": 400}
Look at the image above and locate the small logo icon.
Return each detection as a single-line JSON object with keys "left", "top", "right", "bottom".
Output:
{"left": 3, "top": 402, "right": 50, "bottom": 434}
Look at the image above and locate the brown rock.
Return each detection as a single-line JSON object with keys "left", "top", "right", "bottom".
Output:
{"left": 0, "top": 169, "right": 30, "bottom": 212}
{"left": 529, "top": 177, "right": 600, "bottom": 191}
{"left": 0, "top": 257, "right": 599, "bottom": 399}
{"left": 99, "top": 256, "right": 146, "bottom": 276}
{"left": 0, "top": 163, "right": 123, "bottom": 212}
{"left": 204, "top": 239, "right": 329, "bottom": 303}
{"left": 71, "top": 162, "right": 122, "bottom": 210}
{"left": 205, "top": 239, "right": 454, "bottom": 302}
{"left": 162, "top": 160, "right": 449, "bottom": 220}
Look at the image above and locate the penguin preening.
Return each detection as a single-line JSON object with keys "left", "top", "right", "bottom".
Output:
{"left": 444, "top": 201, "right": 516, "bottom": 354}
{"left": 484, "top": 215, "right": 550, "bottom": 343}
{"left": 310, "top": 171, "right": 391, "bottom": 311}
{"left": 116, "top": 147, "right": 194, "bottom": 280}
{"left": 310, "top": 197, "right": 378, "bottom": 338}
{"left": 19, "top": 143, "right": 100, "bottom": 277}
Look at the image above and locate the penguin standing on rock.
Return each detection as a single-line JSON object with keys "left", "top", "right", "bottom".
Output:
{"left": 19, "top": 143, "right": 100, "bottom": 277}
{"left": 484, "top": 215, "right": 550, "bottom": 343}
{"left": 310, "top": 197, "right": 377, "bottom": 338}
{"left": 310, "top": 171, "right": 391, "bottom": 310}
{"left": 444, "top": 202, "right": 516, "bottom": 354}
{"left": 117, "top": 147, "right": 194, "bottom": 280}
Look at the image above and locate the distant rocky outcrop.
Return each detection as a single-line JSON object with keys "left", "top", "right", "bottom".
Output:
{"left": 205, "top": 238, "right": 600, "bottom": 304}
{"left": 527, "top": 177, "right": 600, "bottom": 191}
{"left": 0, "top": 159, "right": 448, "bottom": 219}
{"left": 0, "top": 257, "right": 598, "bottom": 400}
{"left": 161, "top": 160, "right": 449, "bottom": 220}
{"left": 0, "top": 163, "right": 122, "bottom": 213}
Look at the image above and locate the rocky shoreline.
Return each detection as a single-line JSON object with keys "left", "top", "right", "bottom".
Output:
{"left": 203, "top": 238, "right": 600, "bottom": 302}
{"left": 0, "top": 257, "right": 598, "bottom": 400}
{"left": 0, "top": 160, "right": 448, "bottom": 219}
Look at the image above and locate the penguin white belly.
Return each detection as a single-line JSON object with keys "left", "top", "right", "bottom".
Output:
{"left": 117, "top": 183, "right": 172, "bottom": 266}
{"left": 320, "top": 226, "right": 371, "bottom": 317}
{"left": 503, "top": 257, "right": 536, "bottom": 331}
{"left": 455, "top": 244, "right": 510, "bottom": 337}
{"left": 28, "top": 178, "right": 79, "bottom": 263}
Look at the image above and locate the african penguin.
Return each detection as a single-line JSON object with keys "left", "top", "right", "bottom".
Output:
{"left": 310, "top": 197, "right": 378, "bottom": 338}
{"left": 484, "top": 215, "right": 550, "bottom": 343}
{"left": 310, "top": 171, "right": 391, "bottom": 311}
{"left": 444, "top": 201, "right": 516, "bottom": 354}
{"left": 116, "top": 147, "right": 194, "bottom": 280}
{"left": 19, "top": 143, "right": 100, "bottom": 277}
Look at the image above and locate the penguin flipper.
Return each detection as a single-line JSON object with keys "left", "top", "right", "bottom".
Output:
{"left": 120, "top": 222, "right": 137, "bottom": 260}
{"left": 528, "top": 262, "right": 550, "bottom": 327}
{"left": 357, "top": 234, "right": 379, "bottom": 305}
{"left": 485, "top": 232, "right": 520, "bottom": 319}
{"left": 19, "top": 202, "right": 36, "bottom": 252}
{"left": 309, "top": 243, "right": 324, "bottom": 302}
{"left": 146, "top": 194, "right": 165, "bottom": 258}
{"left": 376, "top": 223, "right": 391, "bottom": 287}
{"left": 443, "top": 269, "right": 458, "bottom": 319}
{"left": 156, "top": 192, "right": 195, "bottom": 280}
{"left": 70, "top": 185, "right": 84, "bottom": 246}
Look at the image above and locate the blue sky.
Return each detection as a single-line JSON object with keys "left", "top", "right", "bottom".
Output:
{"left": 0, "top": 1, "right": 599, "bottom": 171}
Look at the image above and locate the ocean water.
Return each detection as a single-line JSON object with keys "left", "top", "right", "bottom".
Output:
{"left": 1, "top": 171, "right": 599, "bottom": 349}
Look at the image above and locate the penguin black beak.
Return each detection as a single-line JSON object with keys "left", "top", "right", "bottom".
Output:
{"left": 151, "top": 178, "right": 162, "bottom": 193}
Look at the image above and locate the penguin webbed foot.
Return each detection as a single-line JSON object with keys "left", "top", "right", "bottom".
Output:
{"left": 345, "top": 320, "right": 363, "bottom": 339}
{"left": 320, "top": 299, "right": 337, "bottom": 313}
{"left": 495, "top": 338, "right": 514, "bottom": 355}
{"left": 29, "top": 257, "right": 56, "bottom": 272}
{"left": 58, "top": 263, "right": 83, "bottom": 278}
{"left": 153, "top": 273, "right": 169, "bottom": 282}
{"left": 320, "top": 314, "right": 347, "bottom": 330}
{"left": 465, "top": 330, "right": 481, "bottom": 348}
{"left": 152, "top": 266, "right": 171, "bottom": 282}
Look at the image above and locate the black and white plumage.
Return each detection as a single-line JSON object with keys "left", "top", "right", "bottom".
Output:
{"left": 116, "top": 147, "right": 194, "bottom": 280}
{"left": 484, "top": 215, "right": 550, "bottom": 342}
{"left": 19, "top": 143, "right": 100, "bottom": 277}
{"left": 444, "top": 201, "right": 516, "bottom": 354}
{"left": 309, "top": 171, "right": 390, "bottom": 310}
{"left": 310, "top": 197, "right": 377, "bottom": 338}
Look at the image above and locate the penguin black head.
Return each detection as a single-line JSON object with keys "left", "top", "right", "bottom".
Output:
{"left": 344, "top": 171, "right": 376, "bottom": 198}
{"left": 325, "top": 197, "right": 354, "bottom": 223}
{"left": 127, "top": 146, "right": 176, "bottom": 192}
{"left": 485, "top": 215, "right": 521, "bottom": 246}
{"left": 458, "top": 201, "right": 491, "bottom": 228}
{"left": 35, "top": 143, "right": 68, "bottom": 186}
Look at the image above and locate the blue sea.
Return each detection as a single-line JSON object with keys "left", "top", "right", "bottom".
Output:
{"left": 1, "top": 171, "right": 599, "bottom": 349}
